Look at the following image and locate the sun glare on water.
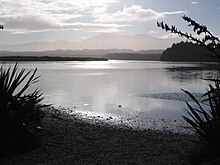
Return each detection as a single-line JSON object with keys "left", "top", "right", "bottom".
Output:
{"left": 71, "top": 61, "right": 113, "bottom": 69}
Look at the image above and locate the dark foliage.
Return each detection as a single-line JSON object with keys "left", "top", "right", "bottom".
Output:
{"left": 160, "top": 41, "right": 217, "bottom": 62}
{"left": 0, "top": 63, "right": 46, "bottom": 152}
{"left": 157, "top": 15, "right": 220, "bottom": 58}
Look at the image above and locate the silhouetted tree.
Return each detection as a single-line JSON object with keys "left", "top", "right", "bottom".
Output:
{"left": 157, "top": 15, "right": 220, "bottom": 58}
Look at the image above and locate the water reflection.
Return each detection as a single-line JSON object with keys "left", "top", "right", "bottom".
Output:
{"left": 1, "top": 61, "right": 219, "bottom": 120}
{"left": 164, "top": 63, "right": 220, "bottom": 83}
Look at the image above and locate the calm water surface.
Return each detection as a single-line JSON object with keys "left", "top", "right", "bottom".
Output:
{"left": 3, "top": 60, "right": 219, "bottom": 120}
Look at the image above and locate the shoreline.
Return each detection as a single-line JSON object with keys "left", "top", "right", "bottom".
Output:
{"left": 1, "top": 106, "right": 196, "bottom": 165}
{"left": 0, "top": 56, "right": 108, "bottom": 61}
{"left": 47, "top": 106, "right": 192, "bottom": 134}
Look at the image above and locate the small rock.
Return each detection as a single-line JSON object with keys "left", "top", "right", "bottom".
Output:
{"left": 106, "top": 116, "right": 113, "bottom": 120}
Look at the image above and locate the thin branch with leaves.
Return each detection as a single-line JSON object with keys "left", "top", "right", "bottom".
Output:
{"left": 157, "top": 15, "right": 220, "bottom": 58}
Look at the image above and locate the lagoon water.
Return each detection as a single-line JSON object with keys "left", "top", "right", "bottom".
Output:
{"left": 3, "top": 60, "right": 219, "bottom": 120}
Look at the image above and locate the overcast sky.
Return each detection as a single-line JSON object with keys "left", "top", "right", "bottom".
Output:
{"left": 0, "top": 0, "right": 220, "bottom": 46}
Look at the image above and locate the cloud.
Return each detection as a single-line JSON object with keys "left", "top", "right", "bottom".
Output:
{"left": 2, "top": 14, "right": 128, "bottom": 33}
{"left": 149, "top": 30, "right": 159, "bottom": 34}
{"left": 0, "top": 0, "right": 122, "bottom": 33}
{"left": 59, "top": 22, "right": 129, "bottom": 33}
{"left": 95, "top": 5, "right": 184, "bottom": 23}
{"left": 159, "top": 33, "right": 180, "bottom": 39}
{"left": 191, "top": 2, "right": 198, "bottom": 5}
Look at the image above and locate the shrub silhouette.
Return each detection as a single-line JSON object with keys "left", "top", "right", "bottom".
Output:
{"left": 0, "top": 63, "right": 45, "bottom": 152}
{"left": 182, "top": 86, "right": 220, "bottom": 148}
{"left": 158, "top": 16, "right": 220, "bottom": 151}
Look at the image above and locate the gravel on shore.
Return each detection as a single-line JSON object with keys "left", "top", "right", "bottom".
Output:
{"left": 0, "top": 107, "right": 197, "bottom": 165}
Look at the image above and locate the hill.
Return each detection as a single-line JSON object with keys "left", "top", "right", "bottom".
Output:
{"left": 160, "top": 42, "right": 218, "bottom": 62}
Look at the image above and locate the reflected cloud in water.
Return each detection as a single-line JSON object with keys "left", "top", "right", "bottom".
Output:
{"left": 2, "top": 61, "right": 219, "bottom": 120}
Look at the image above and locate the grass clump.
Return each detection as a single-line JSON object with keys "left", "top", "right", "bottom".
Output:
{"left": 0, "top": 63, "right": 46, "bottom": 152}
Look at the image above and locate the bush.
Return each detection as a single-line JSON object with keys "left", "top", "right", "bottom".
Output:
{"left": 182, "top": 79, "right": 220, "bottom": 150}
{"left": 0, "top": 63, "right": 45, "bottom": 152}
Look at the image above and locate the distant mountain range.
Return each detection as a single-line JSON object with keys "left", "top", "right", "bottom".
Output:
{"left": 1, "top": 35, "right": 216, "bottom": 62}
{"left": 0, "top": 49, "right": 130, "bottom": 58}
{"left": 161, "top": 41, "right": 219, "bottom": 62}
{"left": 0, "top": 33, "right": 182, "bottom": 52}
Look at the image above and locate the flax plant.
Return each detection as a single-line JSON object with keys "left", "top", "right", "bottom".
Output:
{"left": 0, "top": 63, "right": 45, "bottom": 151}
{"left": 182, "top": 80, "right": 220, "bottom": 148}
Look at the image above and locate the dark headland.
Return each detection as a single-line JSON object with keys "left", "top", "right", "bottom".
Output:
{"left": 160, "top": 41, "right": 220, "bottom": 62}
{"left": 0, "top": 56, "right": 108, "bottom": 61}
